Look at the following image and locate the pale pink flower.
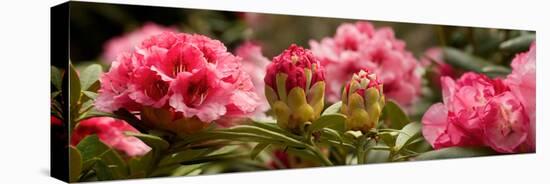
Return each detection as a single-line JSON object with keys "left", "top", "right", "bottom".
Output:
{"left": 422, "top": 72, "right": 531, "bottom": 153}
{"left": 102, "top": 22, "right": 177, "bottom": 63}
{"left": 71, "top": 117, "right": 151, "bottom": 157}
{"left": 96, "top": 32, "right": 260, "bottom": 133}
{"left": 310, "top": 21, "right": 421, "bottom": 106}
{"left": 505, "top": 42, "right": 536, "bottom": 151}
{"left": 235, "top": 42, "right": 271, "bottom": 118}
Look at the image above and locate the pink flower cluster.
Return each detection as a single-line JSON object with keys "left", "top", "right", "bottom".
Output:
{"left": 102, "top": 22, "right": 177, "bottom": 63}
{"left": 96, "top": 31, "right": 260, "bottom": 130}
{"left": 71, "top": 117, "right": 151, "bottom": 157}
{"left": 422, "top": 43, "right": 536, "bottom": 153}
{"left": 310, "top": 21, "right": 421, "bottom": 106}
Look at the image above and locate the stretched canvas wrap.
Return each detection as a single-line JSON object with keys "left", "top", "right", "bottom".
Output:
{"left": 51, "top": 1, "right": 536, "bottom": 182}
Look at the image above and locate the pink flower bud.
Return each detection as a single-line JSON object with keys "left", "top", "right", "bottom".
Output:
{"left": 341, "top": 69, "right": 385, "bottom": 132}
{"left": 264, "top": 44, "right": 326, "bottom": 134}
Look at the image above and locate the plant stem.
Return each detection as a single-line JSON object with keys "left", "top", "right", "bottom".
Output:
{"left": 306, "top": 136, "right": 333, "bottom": 166}
{"left": 356, "top": 135, "right": 369, "bottom": 164}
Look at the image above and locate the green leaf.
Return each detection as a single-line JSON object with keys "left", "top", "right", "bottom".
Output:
{"left": 158, "top": 148, "right": 215, "bottom": 166}
{"left": 69, "top": 146, "right": 82, "bottom": 182}
{"left": 82, "top": 91, "right": 98, "bottom": 100}
{"left": 76, "top": 135, "right": 110, "bottom": 162}
{"left": 125, "top": 132, "right": 169, "bottom": 150}
{"left": 415, "top": 147, "right": 496, "bottom": 161}
{"left": 395, "top": 122, "right": 422, "bottom": 151}
{"left": 171, "top": 164, "right": 204, "bottom": 176}
{"left": 93, "top": 160, "right": 114, "bottom": 180}
{"left": 79, "top": 64, "right": 103, "bottom": 91}
{"left": 250, "top": 143, "right": 270, "bottom": 160}
{"left": 51, "top": 66, "right": 63, "bottom": 91}
{"left": 322, "top": 101, "right": 342, "bottom": 115}
{"left": 69, "top": 63, "right": 81, "bottom": 111}
{"left": 310, "top": 113, "right": 347, "bottom": 133}
{"left": 128, "top": 151, "right": 153, "bottom": 178}
{"left": 226, "top": 125, "right": 304, "bottom": 147}
{"left": 382, "top": 100, "right": 410, "bottom": 130}
{"left": 252, "top": 121, "right": 300, "bottom": 139}
{"left": 443, "top": 47, "right": 510, "bottom": 77}
{"left": 500, "top": 34, "right": 535, "bottom": 53}
{"left": 99, "top": 149, "right": 128, "bottom": 179}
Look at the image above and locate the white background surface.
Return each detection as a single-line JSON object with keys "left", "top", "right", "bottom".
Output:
{"left": 0, "top": 0, "right": 547, "bottom": 183}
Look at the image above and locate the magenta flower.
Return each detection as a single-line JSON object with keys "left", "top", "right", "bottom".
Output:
{"left": 422, "top": 72, "right": 531, "bottom": 153}
{"left": 71, "top": 117, "right": 151, "bottom": 157}
{"left": 264, "top": 44, "right": 326, "bottom": 133}
{"left": 310, "top": 21, "right": 421, "bottom": 107}
{"left": 102, "top": 22, "right": 177, "bottom": 63}
{"left": 505, "top": 42, "right": 536, "bottom": 151}
{"left": 96, "top": 32, "right": 259, "bottom": 134}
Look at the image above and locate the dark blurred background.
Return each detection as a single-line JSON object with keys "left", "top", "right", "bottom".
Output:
{"left": 68, "top": 2, "right": 444, "bottom": 63}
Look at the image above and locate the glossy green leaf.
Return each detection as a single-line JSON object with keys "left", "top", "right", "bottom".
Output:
{"left": 171, "top": 164, "right": 204, "bottom": 176}
{"left": 76, "top": 135, "right": 109, "bottom": 162}
{"left": 500, "top": 34, "right": 535, "bottom": 53}
{"left": 415, "top": 147, "right": 496, "bottom": 161}
{"left": 69, "top": 63, "right": 81, "bottom": 111}
{"left": 82, "top": 91, "right": 98, "bottom": 100}
{"left": 159, "top": 148, "right": 215, "bottom": 166}
{"left": 395, "top": 122, "right": 422, "bottom": 151}
{"left": 250, "top": 143, "right": 270, "bottom": 160}
{"left": 310, "top": 113, "right": 347, "bottom": 133}
{"left": 69, "top": 146, "right": 82, "bottom": 182}
{"left": 322, "top": 101, "right": 342, "bottom": 115}
{"left": 128, "top": 151, "right": 153, "bottom": 178}
{"left": 382, "top": 100, "right": 410, "bottom": 130}
{"left": 51, "top": 66, "right": 63, "bottom": 91}
{"left": 99, "top": 149, "right": 128, "bottom": 179}
{"left": 443, "top": 47, "right": 510, "bottom": 76}
{"left": 125, "top": 132, "right": 169, "bottom": 150}
{"left": 93, "top": 160, "right": 114, "bottom": 180}
{"left": 80, "top": 64, "right": 103, "bottom": 91}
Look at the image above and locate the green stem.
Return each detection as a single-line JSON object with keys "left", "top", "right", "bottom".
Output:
{"left": 306, "top": 136, "right": 333, "bottom": 166}
{"left": 356, "top": 135, "right": 370, "bottom": 164}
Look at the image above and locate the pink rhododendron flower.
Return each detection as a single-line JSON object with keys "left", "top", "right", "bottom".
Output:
{"left": 310, "top": 21, "right": 421, "bottom": 106}
{"left": 422, "top": 72, "right": 531, "bottom": 153}
{"left": 102, "top": 22, "right": 177, "bottom": 63}
{"left": 420, "top": 47, "right": 456, "bottom": 89}
{"left": 71, "top": 117, "right": 151, "bottom": 157}
{"left": 505, "top": 42, "right": 536, "bottom": 151}
{"left": 235, "top": 42, "right": 271, "bottom": 118}
{"left": 96, "top": 31, "right": 260, "bottom": 134}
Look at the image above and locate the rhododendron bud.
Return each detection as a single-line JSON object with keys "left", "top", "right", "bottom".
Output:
{"left": 71, "top": 117, "right": 151, "bottom": 157}
{"left": 264, "top": 44, "right": 325, "bottom": 134}
{"left": 340, "top": 69, "right": 385, "bottom": 132}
